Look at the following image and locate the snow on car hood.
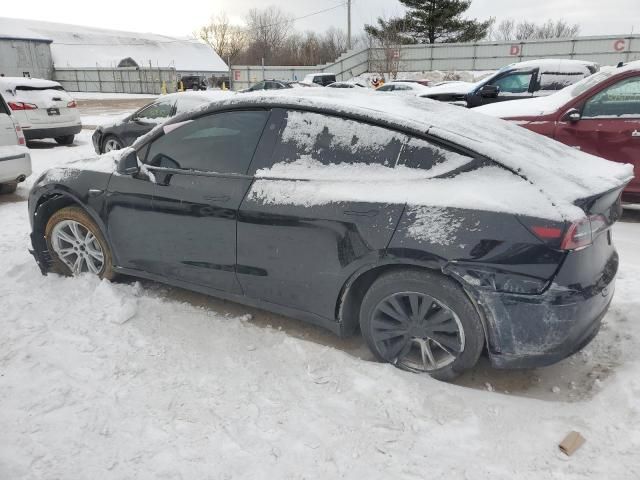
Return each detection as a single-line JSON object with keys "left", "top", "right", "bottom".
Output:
{"left": 420, "top": 81, "right": 477, "bottom": 96}
{"left": 474, "top": 90, "right": 574, "bottom": 118}
{"left": 208, "top": 89, "right": 633, "bottom": 221}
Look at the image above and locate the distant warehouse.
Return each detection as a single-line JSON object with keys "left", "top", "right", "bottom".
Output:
{"left": 0, "top": 17, "right": 228, "bottom": 93}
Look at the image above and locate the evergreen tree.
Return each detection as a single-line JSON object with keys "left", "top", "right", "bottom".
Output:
{"left": 366, "top": 0, "right": 493, "bottom": 45}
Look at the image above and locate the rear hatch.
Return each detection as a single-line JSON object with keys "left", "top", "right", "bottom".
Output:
{"left": 14, "top": 85, "right": 77, "bottom": 125}
{"left": 427, "top": 107, "right": 634, "bottom": 223}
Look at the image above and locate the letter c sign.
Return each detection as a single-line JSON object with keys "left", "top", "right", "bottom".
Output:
{"left": 510, "top": 45, "right": 521, "bottom": 56}
{"left": 614, "top": 39, "right": 626, "bottom": 52}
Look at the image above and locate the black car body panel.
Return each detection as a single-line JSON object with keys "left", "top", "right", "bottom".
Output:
{"left": 30, "top": 91, "right": 630, "bottom": 370}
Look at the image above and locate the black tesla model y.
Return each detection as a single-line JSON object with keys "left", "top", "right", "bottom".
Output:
{"left": 28, "top": 90, "right": 632, "bottom": 380}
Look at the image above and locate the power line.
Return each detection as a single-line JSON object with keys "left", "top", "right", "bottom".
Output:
{"left": 52, "top": 2, "right": 349, "bottom": 47}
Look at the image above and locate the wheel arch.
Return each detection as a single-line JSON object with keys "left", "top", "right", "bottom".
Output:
{"left": 31, "top": 189, "right": 113, "bottom": 272}
{"left": 336, "top": 261, "right": 491, "bottom": 351}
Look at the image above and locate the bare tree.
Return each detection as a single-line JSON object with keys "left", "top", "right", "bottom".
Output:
{"left": 197, "top": 13, "right": 247, "bottom": 62}
{"left": 365, "top": 16, "right": 412, "bottom": 79}
{"left": 492, "top": 18, "right": 580, "bottom": 41}
{"left": 245, "top": 6, "right": 294, "bottom": 63}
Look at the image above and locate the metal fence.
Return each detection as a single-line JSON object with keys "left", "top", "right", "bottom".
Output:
{"left": 53, "top": 67, "right": 178, "bottom": 94}
{"left": 230, "top": 34, "right": 640, "bottom": 90}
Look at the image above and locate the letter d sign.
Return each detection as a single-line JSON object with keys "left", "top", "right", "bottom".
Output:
{"left": 510, "top": 45, "right": 521, "bottom": 56}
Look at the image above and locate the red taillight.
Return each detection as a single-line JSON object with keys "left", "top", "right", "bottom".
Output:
{"left": 15, "top": 125, "right": 26, "bottom": 146}
{"left": 531, "top": 226, "right": 563, "bottom": 241}
{"left": 67, "top": 100, "right": 77, "bottom": 108}
{"left": 8, "top": 101, "right": 38, "bottom": 111}
{"left": 559, "top": 214, "right": 608, "bottom": 251}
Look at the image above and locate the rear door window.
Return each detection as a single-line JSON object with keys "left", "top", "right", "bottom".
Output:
{"left": 146, "top": 110, "right": 269, "bottom": 174}
{"left": 582, "top": 76, "right": 640, "bottom": 118}
{"left": 262, "top": 110, "right": 407, "bottom": 170}
{"left": 538, "top": 71, "right": 586, "bottom": 92}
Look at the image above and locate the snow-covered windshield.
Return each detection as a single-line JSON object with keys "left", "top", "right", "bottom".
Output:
{"left": 569, "top": 69, "right": 616, "bottom": 98}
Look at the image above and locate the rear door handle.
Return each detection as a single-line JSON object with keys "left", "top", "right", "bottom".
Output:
{"left": 204, "top": 195, "right": 230, "bottom": 203}
{"left": 632, "top": 130, "right": 640, "bottom": 138}
{"left": 343, "top": 209, "right": 379, "bottom": 217}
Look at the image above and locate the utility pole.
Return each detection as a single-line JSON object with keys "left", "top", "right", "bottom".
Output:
{"left": 347, "top": 0, "right": 352, "bottom": 51}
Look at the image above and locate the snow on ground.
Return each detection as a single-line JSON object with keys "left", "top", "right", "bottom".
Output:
{"left": 1, "top": 128, "right": 640, "bottom": 479}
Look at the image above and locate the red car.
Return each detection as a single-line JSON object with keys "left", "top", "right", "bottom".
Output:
{"left": 476, "top": 61, "right": 640, "bottom": 203}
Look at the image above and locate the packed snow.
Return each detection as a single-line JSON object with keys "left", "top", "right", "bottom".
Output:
{"left": 1, "top": 128, "right": 640, "bottom": 479}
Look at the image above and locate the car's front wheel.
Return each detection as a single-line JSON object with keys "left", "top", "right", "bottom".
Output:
{"left": 55, "top": 135, "right": 75, "bottom": 146}
{"left": 360, "top": 270, "right": 484, "bottom": 381}
{"left": 102, "top": 135, "right": 123, "bottom": 153}
{"left": 45, "top": 206, "right": 115, "bottom": 279}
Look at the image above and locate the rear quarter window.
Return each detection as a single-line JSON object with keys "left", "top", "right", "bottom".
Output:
{"left": 398, "top": 137, "right": 476, "bottom": 174}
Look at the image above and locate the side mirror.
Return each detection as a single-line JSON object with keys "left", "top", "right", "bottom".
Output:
{"left": 479, "top": 84, "right": 500, "bottom": 98}
{"left": 563, "top": 108, "right": 582, "bottom": 123}
{"left": 116, "top": 150, "right": 140, "bottom": 175}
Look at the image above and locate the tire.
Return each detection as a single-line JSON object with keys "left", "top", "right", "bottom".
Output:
{"left": 101, "top": 135, "right": 123, "bottom": 153}
{"left": 360, "top": 269, "right": 484, "bottom": 381}
{"left": 45, "top": 206, "right": 115, "bottom": 280}
{"left": 0, "top": 182, "right": 17, "bottom": 194}
{"left": 55, "top": 135, "right": 75, "bottom": 146}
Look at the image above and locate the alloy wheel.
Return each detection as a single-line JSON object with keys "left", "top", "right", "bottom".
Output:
{"left": 50, "top": 220, "right": 105, "bottom": 275}
{"left": 370, "top": 292, "right": 465, "bottom": 373}
{"left": 104, "top": 138, "right": 121, "bottom": 152}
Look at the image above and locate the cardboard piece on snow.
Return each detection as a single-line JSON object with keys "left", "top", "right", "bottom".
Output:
{"left": 559, "top": 431, "right": 586, "bottom": 456}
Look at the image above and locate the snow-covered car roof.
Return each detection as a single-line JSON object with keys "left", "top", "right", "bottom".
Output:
{"left": 0, "top": 77, "right": 63, "bottom": 93}
{"left": 475, "top": 60, "right": 640, "bottom": 118}
{"left": 144, "top": 88, "right": 632, "bottom": 221}
{"left": 504, "top": 58, "right": 599, "bottom": 72}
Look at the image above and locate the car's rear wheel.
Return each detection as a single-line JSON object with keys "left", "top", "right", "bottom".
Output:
{"left": 45, "top": 206, "right": 115, "bottom": 280}
{"left": 360, "top": 270, "right": 484, "bottom": 381}
{"left": 102, "top": 135, "right": 123, "bottom": 153}
{"left": 0, "top": 182, "right": 17, "bottom": 194}
{"left": 55, "top": 135, "right": 75, "bottom": 146}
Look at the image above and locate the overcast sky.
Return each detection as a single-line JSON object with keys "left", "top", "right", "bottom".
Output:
{"left": 2, "top": 0, "right": 639, "bottom": 38}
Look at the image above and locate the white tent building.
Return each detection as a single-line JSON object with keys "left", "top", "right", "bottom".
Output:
{"left": 0, "top": 17, "right": 228, "bottom": 92}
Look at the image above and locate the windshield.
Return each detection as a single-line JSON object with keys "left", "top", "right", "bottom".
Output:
{"left": 568, "top": 69, "right": 616, "bottom": 98}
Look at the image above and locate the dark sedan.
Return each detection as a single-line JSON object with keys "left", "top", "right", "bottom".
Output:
{"left": 91, "top": 91, "right": 233, "bottom": 154}
{"left": 29, "top": 90, "right": 632, "bottom": 380}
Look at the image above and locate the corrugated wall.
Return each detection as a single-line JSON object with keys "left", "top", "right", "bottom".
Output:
{"left": 0, "top": 39, "right": 53, "bottom": 79}
{"left": 53, "top": 67, "right": 178, "bottom": 94}
{"left": 230, "top": 35, "right": 640, "bottom": 90}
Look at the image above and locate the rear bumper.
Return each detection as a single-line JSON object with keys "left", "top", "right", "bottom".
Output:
{"left": 0, "top": 152, "right": 32, "bottom": 184}
{"left": 23, "top": 124, "right": 82, "bottom": 140}
{"left": 480, "top": 281, "right": 613, "bottom": 369}
{"left": 466, "top": 241, "right": 618, "bottom": 369}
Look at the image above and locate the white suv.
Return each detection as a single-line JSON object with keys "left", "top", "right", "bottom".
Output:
{"left": 0, "top": 77, "right": 82, "bottom": 145}
{"left": 0, "top": 92, "right": 31, "bottom": 194}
